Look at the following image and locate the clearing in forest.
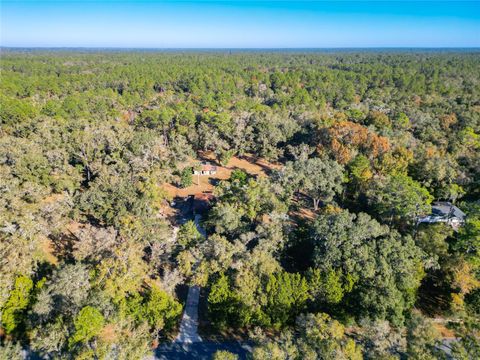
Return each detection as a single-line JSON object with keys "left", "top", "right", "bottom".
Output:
{"left": 161, "top": 152, "right": 281, "bottom": 198}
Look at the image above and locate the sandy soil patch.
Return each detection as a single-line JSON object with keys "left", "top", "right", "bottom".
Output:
{"left": 39, "top": 236, "right": 58, "bottom": 265}
{"left": 161, "top": 153, "right": 282, "bottom": 198}
{"left": 160, "top": 152, "right": 318, "bottom": 223}
{"left": 433, "top": 321, "right": 457, "bottom": 339}
{"left": 289, "top": 207, "right": 317, "bottom": 221}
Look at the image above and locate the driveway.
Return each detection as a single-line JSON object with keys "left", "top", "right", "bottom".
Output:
{"left": 174, "top": 285, "right": 202, "bottom": 343}
{"left": 173, "top": 214, "right": 206, "bottom": 344}
{"left": 155, "top": 213, "right": 253, "bottom": 359}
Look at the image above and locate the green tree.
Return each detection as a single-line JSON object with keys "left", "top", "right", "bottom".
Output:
{"left": 282, "top": 157, "right": 344, "bottom": 211}
{"left": 1, "top": 275, "right": 33, "bottom": 334}
{"left": 299, "top": 157, "right": 344, "bottom": 211}
{"left": 230, "top": 169, "right": 248, "bottom": 185}
{"left": 142, "top": 285, "right": 182, "bottom": 331}
{"left": 449, "top": 317, "right": 480, "bottom": 360}
{"left": 368, "top": 174, "right": 433, "bottom": 224}
{"left": 415, "top": 223, "right": 452, "bottom": 268}
{"left": 296, "top": 313, "right": 363, "bottom": 360}
{"left": 307, "top": 268, "right": 353, "bottom": 306}
{"left": 213, "top": 350, "right": 239, "bottom": 360}
{"left": 218, "top": 149, "right": 235, "bottom": 166}
{"left": 208, "top": 273, "right": 236, "bottom": 329}
{"left": 0, "top": 95, "right": 38, "bottom": 126}
{"left": 394, "top": 112, "right": 410, "bottom": 129}
{"left": 454, "top": 204, "right": 480, "bottom": 266}
{"left": 265, "top": 272, "right": 309, "bottom": 328}
{"left": 30, "top": 318, "right": 69, "bottom": 356}
{"left": 406, "top": 311, "right": 445, "bottom": 360}
{"left": 70, "top": 306, "right": 105, "bottom": 347}
{"left": 348, "top": 154, "right": 373, "bottom": 185}
{"left": 32, "top": 263, "right": 91, "bottom": 321}
{"left": 465, "top": 288, "right": 480, "bottom": 316}
{"left": 180, "top": 167, "right": 193, "bottom": 188}
{"left": 366, "top": 110, "right": 391, "bottom": 129}
{"left": 177, "top": 220, "right": 204, "bottom": 248}
{"left": 207, "top": 202, "right": 244, "bottom": 236}
{"left": 311, "top": 210, "right": 423, "bottom": 325}
{"left": 253, "top": 312, "right": 362, "bottom": 360}
{"left": 0, "top": 340, "right": 23, "bottom": 360}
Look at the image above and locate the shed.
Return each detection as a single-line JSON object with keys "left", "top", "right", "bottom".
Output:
{"left": 193, "top": 161, "right": 217, "bottom": 176}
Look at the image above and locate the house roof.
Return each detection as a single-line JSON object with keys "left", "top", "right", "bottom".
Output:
{"left": 431, "top": 202, "right": 466, "bottom": 219}
{"left": 200, "top": 161, "right": 217, "bottom": 172}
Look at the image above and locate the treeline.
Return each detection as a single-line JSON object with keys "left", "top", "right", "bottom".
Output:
{"left": 0, "top": 50, "right": 479, "bottom": 359}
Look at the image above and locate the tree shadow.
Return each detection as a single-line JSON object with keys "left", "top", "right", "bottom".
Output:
{"left": 49, "top": 232, "right": 76, "bottom": 262}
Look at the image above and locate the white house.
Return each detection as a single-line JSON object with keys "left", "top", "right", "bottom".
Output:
{"left": 193, "top": 161, "right": 217, "bottom": 176}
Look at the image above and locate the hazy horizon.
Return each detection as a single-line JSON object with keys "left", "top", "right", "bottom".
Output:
{"left": 2, "top": 46, "right": 480, "bottom": 51}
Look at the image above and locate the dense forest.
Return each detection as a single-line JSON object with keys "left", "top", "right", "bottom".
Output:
{"left": 0, "top": 50, "right": 479, "bottom": 359}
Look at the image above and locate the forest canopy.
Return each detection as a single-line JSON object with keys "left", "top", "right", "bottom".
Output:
{"left": 0, "top": 49, "right": 479, "bottom": 359}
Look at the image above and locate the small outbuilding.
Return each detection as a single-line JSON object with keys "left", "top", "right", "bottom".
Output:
{"left": 193, "top": 161, "right": 217, "bottom": 176}
{"left": 418, "top": 202, "right": 466, "bottom": 230}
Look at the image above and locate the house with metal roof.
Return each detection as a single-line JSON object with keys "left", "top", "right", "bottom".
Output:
{"left": 193, "top": 161, "right": 217, "bottom": 176}
{"left": 417, "top": 202, "right": 466, "bottom": 230}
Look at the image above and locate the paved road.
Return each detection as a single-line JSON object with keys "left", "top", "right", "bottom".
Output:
{"left": 155, "top": 342, "right": 253, "bottom": 360}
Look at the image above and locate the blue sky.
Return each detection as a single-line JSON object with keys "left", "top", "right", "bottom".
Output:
{"left": 1, "top": 1, "right": 479, "bottom": 48}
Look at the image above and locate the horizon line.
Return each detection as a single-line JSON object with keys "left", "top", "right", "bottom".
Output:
{"left": 2, "top": 46, "right": 480, "bottom": 50}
